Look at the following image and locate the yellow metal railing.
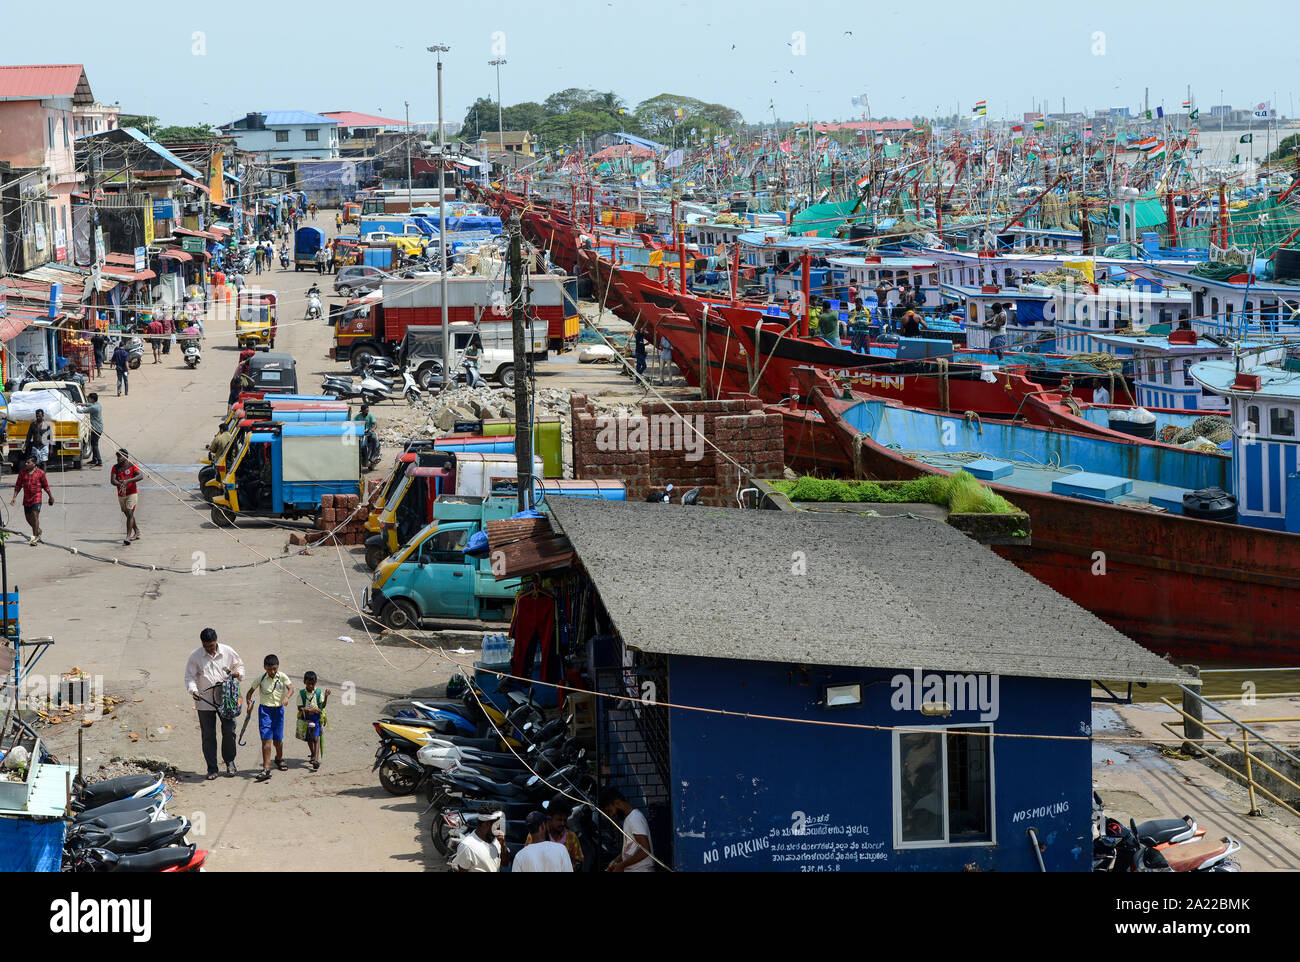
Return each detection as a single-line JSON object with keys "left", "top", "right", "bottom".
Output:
{"left": 1161, "top": 688, "right": 1300, "bottom": 820}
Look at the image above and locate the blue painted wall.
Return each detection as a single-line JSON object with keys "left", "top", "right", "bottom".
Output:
{"left": 667, "top": 656, "right": 1093, "bottom": 872}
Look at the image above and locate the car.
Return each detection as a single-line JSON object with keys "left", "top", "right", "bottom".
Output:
{"left": 335, "top": 265, "right": 391, "bottom": 295}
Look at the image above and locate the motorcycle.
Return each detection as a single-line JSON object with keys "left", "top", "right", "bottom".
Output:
{"left": 279, "top": 250, "right": 290, "bottom": 270}
{"left": 183, "top": 342, "right": 202, "bottom": 368}
{"left": 1097, "top": 817, "right": 1240, "bottom": 872}
{"left": 66, "top": 844, "right": 208, "bottom": 873}
{"left": 306, "top": 285, "right": 323, "bottom": 320}
{"left": 111, "top": 336, "right": 145, "bottom": 371}
{"left": 322, "top": 363, "right": 396, "bottom": 406}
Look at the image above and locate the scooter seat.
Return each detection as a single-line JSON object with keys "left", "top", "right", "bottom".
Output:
{"left": 442, "top": 736, "right": 502, "bottom": 751}
{"left": 75, "top": 810, "right": 156, "bottom": 832}
{"left": 1135, "top": 817, "right": 1194, "bottom": 844}
{"left": 73, "top": 795, "right": 166, "bottom": 823}
{"left": 111, "top": 844, "right": 196, "bottom": 872}
{"left": 77, "top": 772, "right": 160, "bottom": 806}
{"left": 72, "top": 817, "right": 187, "bottom": 853}
{"left": 1162, "top": 838, "right": 1228, "bottom": 872}
{"left": 451, "top": 773, "right": 528, "bottom": 797}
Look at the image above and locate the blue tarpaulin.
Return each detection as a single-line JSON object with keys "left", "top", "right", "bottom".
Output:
{"left": 0, "top": 816, "right": 65, "bottom": 871}
{"left": 1015, "top": 300, "right": 1047, "bottom": 322}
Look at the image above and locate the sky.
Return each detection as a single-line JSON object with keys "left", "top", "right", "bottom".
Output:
{"left": 8, "top": 0, "right": 1297, "bottom": 129}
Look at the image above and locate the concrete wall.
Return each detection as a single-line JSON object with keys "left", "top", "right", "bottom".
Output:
{"left": 569, "top": 394, "right": 784, "bottom": 505}
{"left": 668, "top": 655, "right": 1093, "bottom": 872}
{"left": 228, "top": 125, "right": 339, "bottom": 160}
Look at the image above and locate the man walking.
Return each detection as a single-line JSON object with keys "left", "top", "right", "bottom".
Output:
{"left": 110, "top": 448, "right": 142, "bottom": 546}
{"left": 146, "top": 315, "right": 165, "bottom": 363}
{"left": 10, "top": 456, "right": 53, "bottom": 545}
{"left": 22, "top": 410, "right": 54, "bottom": 469}
{"left": 185, "top": 628, "right": 245, "bottom": 780}
{"left": 112, "top": 340, "right": 130, "bottom": 396}
{"left": 84, "top": 392, "right": 104, "bottom": 467}
{"left": 253, "top": 244, "right": 264, "bottom": 276}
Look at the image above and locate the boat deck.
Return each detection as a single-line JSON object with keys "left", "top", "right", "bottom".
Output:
{"left": 905, "top": 449, "right": 1193, "bottom": 511}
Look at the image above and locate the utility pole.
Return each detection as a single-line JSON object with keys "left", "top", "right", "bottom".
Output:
{"left": 428, "top": 43, "right": 450, "bottom": 381}
{"left": 508, "top": 212, "right": 532, "bottom": 511}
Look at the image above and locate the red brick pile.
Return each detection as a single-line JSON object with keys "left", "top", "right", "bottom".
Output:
{"left": 287, "top": 487, "right": 382, "bottom": 547}
{"left": 570, "top": 394, "right": 785, "bottom": 505}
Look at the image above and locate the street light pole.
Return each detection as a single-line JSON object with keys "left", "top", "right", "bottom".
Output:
{"left": 404, "top": 100, "right": 412, "bottom": 212}
{"left": 490, "top": 58, "right": 507, "bottom": 180}
{"left": 429, "top": 43, "right": 451, "bottom": 387}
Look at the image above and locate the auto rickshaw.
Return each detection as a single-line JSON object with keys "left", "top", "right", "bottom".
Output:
{"left": 236, "top": 291, "right": 278, "bottom": 350}
{"left": 342, "top": 202, "right": 361, "bottom": 224}
{"left": 332, "top": 236, "right": 361, "bottom": 270}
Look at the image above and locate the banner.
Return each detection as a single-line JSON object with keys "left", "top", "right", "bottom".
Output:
{"left": 663, "top": 149, "right": 685, "bottom": 169}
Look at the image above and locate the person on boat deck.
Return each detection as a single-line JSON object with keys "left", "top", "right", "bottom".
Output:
{"left": 806, "top": 296, "right": 822, "bottom": 339}
{"left": 874, "top": 279, "right": 893, "bottom": 318}
{"left": 1177, "top": 318, "right": 1192, "bottom": 331}
{"left": 984, "top": 302, "right": 1009, "bottom": 350}
{"left": 819, "top": 300, "right": 841, "bottom": 347}
{"left": 849, "top": 299, "right": 870, "bottom": 352}
{"left": 1092, "top": 382, "right": 1111, "bottom": 405}
{"left": 901, "top": 310, "right": 926, "bottom": 338}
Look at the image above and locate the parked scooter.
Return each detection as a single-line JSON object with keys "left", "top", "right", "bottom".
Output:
{"left": 66, "top": 844, "right": 208, "bottom": 873}
{"left": 321, "top": 364, "right": 396, "bottom": 406}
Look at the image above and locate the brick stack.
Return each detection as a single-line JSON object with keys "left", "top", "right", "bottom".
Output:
{"left": 570, "top": 395, "right": 786, "bottom": 506}
{"left": 288, "top": 493, "right": 367, "bottom": 547}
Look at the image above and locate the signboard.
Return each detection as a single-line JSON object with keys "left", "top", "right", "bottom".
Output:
{"left": 143, "top": 206, "right": 155, "bottom": 247}
{"left": 152, "top": 198, "right": 176, "bottom": 222}
{"left": 135, "top": 246, "right": 147, "bottom": 273}
{"left": 48, "top": 283, "right": 62, "bottom": 319}
{"left": 181, "top": 236, "right": 205, "bottom": 254}
{"left": 55, "top": 228, "right": 67, "bottom": 262}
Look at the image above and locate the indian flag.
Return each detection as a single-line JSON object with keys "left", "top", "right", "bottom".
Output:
{"left": 1033, "top": 119, "right": 1045, "bottom": 130}
{"left": 1083, "top": 122, "right": 1093, "bottom": 139}
{"left": 855, "top": 172, "right": 870, "bottom": 188}
{"left": 972, "top": 100, "right": 987, "bottom": 115}
{"left": 1182, "top": 99, "right": 1192, "bottom": 109}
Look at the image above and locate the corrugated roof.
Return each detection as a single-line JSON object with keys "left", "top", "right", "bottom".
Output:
{"left": 0, "top": 64, "right": 91, "bottom": 102}
{"left": 112, "top": 128, "right": 202, "bottom": 179}
{"left": 322, "top": 111, "right": 407, "bottom": 128}
{"left": 545, "top": 499, "right": 1195, "bottom": 685}
{"left": 264, "top": 111, "right": 337, "bottom": 127}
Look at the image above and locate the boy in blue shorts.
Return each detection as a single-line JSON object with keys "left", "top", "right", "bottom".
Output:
{"left": 247, "top": 654, "right": 294, "bottom": 781}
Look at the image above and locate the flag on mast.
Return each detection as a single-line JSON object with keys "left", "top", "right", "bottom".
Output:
{"left": 972, "top": 100, "right": 987, "bottom": 116}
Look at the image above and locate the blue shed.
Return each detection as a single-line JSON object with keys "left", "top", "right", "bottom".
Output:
{"left": 544, "top": 499, "right": 1195, "bottom": 872}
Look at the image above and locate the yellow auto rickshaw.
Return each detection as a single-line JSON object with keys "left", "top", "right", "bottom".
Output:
{"left": 236, "top": 291, "right": 278, "bottom": 350}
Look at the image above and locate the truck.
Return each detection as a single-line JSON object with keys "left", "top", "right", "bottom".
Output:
{"left": 294, "top": 226, "right": 325, "bottom": 271}
{"left": 364, "top": 451, "right": 543, "bottom": 569}
{"left": 364, "top": 495, "right": 533, "bottom": 629}
{"left": 329, "top": 275, "right": 552, "bottom": 373}
{"left": 1, "top": 389, "right": 90, "bottom": 470}
{"left": 209, "top": 421, "right": 363, "bottom": 526}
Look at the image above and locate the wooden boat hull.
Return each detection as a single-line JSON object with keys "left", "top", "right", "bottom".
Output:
{"left": 808, "top": 378, "right": 1300, "bottom": 664}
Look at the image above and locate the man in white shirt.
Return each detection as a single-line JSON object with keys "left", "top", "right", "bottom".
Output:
{"left": 600, "top": 786, "right": 655, "bottom": 872}
{"left": 452, "top": 804, "right": 506, "bottom": 872}
{"left": 513, "top": 810, "right": 574, "bottom": 872}
{"left": 1092, "top": 383, "right": 1111, "bottom": 405}
{"left": 184, "top": 628, "right": 245, "bottom": 780}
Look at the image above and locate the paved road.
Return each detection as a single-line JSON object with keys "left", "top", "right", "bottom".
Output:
{"left": 17, "top": 213, "right": 457, "bottom": 870}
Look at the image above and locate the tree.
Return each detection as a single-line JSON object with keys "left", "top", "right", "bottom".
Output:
{"left": 153, "top": 123, "right": 218, "bottom": 142}
{"left": 119, "top": 114, "right": 160, "bottom": 136}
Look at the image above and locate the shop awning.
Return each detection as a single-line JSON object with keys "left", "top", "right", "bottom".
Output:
{"left": 102, "top": 268, "right": 156, "bottom": 282}
{"left": 158, "top": 248, "right": 193, "bottom": 263}
{"left": 174, "top": 227, "right": 219, "bottom": 240}
{"left": 0, "top": 316, "right": 31, "bottom": 342}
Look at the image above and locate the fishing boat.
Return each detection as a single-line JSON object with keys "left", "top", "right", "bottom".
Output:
{"left": 804, "top": 366, "right": 1300, "bottom": 663}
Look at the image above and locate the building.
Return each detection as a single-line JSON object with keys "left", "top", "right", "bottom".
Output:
{"left": 321, "top": 110, "right": 407, "bottom": 139}
{"left": 491, "top": 130, "right": 534, "bottom": 157}
{"left": 496, "top": 498, "right": 1194, "bottom": 872}
{"left": 0, "top": 64, "right": 103, "bottom": 267}
{"left": 218, "top": 112, "right": 339, "bottom": 161}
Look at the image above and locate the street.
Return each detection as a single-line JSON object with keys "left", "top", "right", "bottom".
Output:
{"left": 16, "top": 213, "right": 461, "bottom": 870}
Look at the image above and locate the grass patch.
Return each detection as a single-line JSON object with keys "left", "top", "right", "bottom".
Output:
{"left": 771, "top": 471, "right": 1019, "bottom": 515}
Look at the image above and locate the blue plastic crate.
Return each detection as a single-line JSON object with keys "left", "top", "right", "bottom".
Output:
{"left": 1051, "top": 472, "right": 1133, "bottom": 501}
{"left": 964, "top": 458, "right": 1014, "bottom": 481}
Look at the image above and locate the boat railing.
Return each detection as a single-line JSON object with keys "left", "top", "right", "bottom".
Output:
{"left": 1161, "top": 675, "right": 1300, "bottom": 820}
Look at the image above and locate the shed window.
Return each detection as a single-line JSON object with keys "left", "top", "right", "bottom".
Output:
{"left": 275, "top": 130, "right": 289, "bottom": 143}
{"left": 305, "top": 129, "right": 320, "bottom": 142}
{"left": 1270, "top": 408, "right": 1295, "bottom": 438}
{"left": 895, "top": 725, "right": 993, "bottom": 847}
